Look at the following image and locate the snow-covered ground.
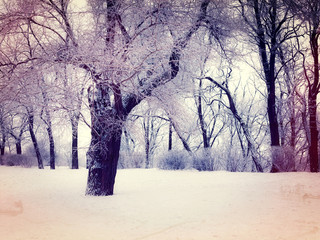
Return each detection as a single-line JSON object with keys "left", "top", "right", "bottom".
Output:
{"left": 0, "top": 166, "right": 320, "bottom": 240}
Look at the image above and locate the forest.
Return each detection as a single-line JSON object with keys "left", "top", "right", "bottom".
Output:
{"left": 0, "top": 0, "right": 320, "bottom": 196}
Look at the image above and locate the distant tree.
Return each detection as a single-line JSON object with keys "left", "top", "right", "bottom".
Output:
{"left": 38, "top": 77, "right": 56, "bottom": 169}
{"left": 168, "top": 120, "right": 173, "bottom": 151}
{"left": 0, "top": 106, "right": 8, "bottom": 156}
{"left": 7, "top": 111, "right": 28, "bottom": 155}
{"left": 58, "top": 66, "right": 87, "bottom": 169}
{"left": 284, "top": 0, "right": 320, "bottom": 172}
{"left": 205, "top": 70, "right": 264, "bottom": 172}
{"left": 141, "top": 109, "right": 167, "bottom": 168}
{"left": 26, "top": 106, "right": 44, "bottom": 169}
{"left": 195, "top": 77, "right": 227, "bottom": 150}
{"left": 237, "top": 0, "right": 295, "bottom": 171}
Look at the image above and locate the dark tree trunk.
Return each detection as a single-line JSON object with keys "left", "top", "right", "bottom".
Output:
{"left": 40, "top": 78, "right": 55, "bottom": 170}
{"left": 309, "top": 30, "right": 319, "bottom": 172}
{"left": 252, "top": 0, "right": 280, "bottom": 148}
{"left": 290, "top": 109, "right": 296, "bottom": 149}
{"left": 86, "top": 127, "right": 122, "bottom": 195}
{"left": 28, "top": 111, "right": 44, "bottom": 169}
{"left": 144, "top": 118, "right": 150, "bottom": 169}
{"left": 0, "top": 135, "right": 5, "bottom": 155}
{"left": 197, "top": 79, "right": 209, "bottom": 148}
{"left": 168, "top": 120, "right": 173, "bottom": 151}
{"left": 308, "top": 95, "right": 318, "bottom": 172}
{"left": 267, "top": 73, "right": 280, "bottom": 147}
{"left": 86, "top": 84, "right": 125, "bottom": 196}
{"left": 47, "top": 126, "right": 55, "bottom": 169}
{"left": 16, "top": 141, "right": 22, "bottom": 155}
{"left": 172, "top": 120, "right": 192, "bottom": 152}
{"left": 71, "top": 121, "right": 79, "bottom": 169}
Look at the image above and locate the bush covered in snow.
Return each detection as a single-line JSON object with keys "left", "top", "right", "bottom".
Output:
{"left": 192, "top": 149, "right": 214, "bottom": 171}
{"left": 24, "top": 141, "right": 50, "bottom": 165}
{"left": 271, "top": 146, "right": 295, "bottom": 172}
{"left": 157, "top": 149, "right": 214, "bottom": 171}
{"left": 157, "top": 150, "right": 192, "bottom": 170}
{"left": 118, "top": 151, "right": 145, "bottom": 169}
{"left": 0, "top": 154, "right": 38, "bottom": 168}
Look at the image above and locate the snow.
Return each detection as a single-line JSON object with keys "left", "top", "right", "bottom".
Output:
{"left": 1, "top": 166, "right": 320, "bottom": 240}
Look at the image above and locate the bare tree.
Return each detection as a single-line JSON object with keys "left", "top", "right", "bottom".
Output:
{"left": 284, "top": 0, "right": 320, "bottom": 172}
{"left": 81, "top": 0, "right": 213, "bottom": 195}
{"left": 205, "top": 72, "right": 264, "bottom": 172}
{"left": 142, "top": 109, "right": 167, "bottom": 168}
{"left": 39, "top": 77, "right": 55, "bottom": 169}
{"left": 168, "top": 120, "right": 173, "bottom": 151}
{"left": 237, "top": 0, "right": 296, "bottom": 170}
{"left": 0, "top": 106, "right": 8, "bottom": 156}
{"left": 26, "top": 106, "right": 44, "bottom": 169}
{"left": 7, "top": 111, "right": 28, "bottom": 155}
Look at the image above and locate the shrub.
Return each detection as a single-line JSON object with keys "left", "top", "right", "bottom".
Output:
{"left": 192, "top": 149, "right": 213, "bottom": 171}
{"left": 118, "top": 152, "right": 145, "bottom": 169}
{"left": 24, "top": 141, "right": 50, "bottom": 166}
{"left": 157, "top": 150, "right": 192, "bottom": 170}
{"left": 271, "top": 146, "right": 295, "bottom": 172}
{"left": 1, "top": 154, "right": 38, "bottom": 168}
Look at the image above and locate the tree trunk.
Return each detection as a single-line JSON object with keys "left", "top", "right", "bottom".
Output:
{"left": 309, "top": 95, "right": 318, "bottom": 172}
{"left": 252, "top": 0, "right": 280, "bottom": 148}
{"left": 86, "top": 128, "right": 122, "bottom": 196}
{"left": 173, "top": 122, "right": 192, "bottom": 152}
{"left": 197, "top": 79, "right": 209, "bottom": 148}
{"left": 47, "top": 126, "right": 55, "bottom": 169}
{"left": 86, "top": 83, "right": 124, "bottom": 196}
{"left": 71, "top": 120, "right": 79, "bottom": 169}
{"left": 144, "top": 119, "right": 150, "bottom": 169}
{"left": 16, "top": 140, "right": 22, "bottom": 155}
{"left": 267, "top": 69, "right": 280, "bottom": 147}
{"left": 0, "top": 135, "right": 5, "bottom": 155}
{"left": 309, "top": 29, "right": 319, "bottom": 172}
{"left": 27, "top": 111, "right": 44, "bottom": 169}
{"left": 40, "top": 78, "right": 55, "bottom": 170}
{"left": 168, "top": 120, "right": 173, "bottom": 151}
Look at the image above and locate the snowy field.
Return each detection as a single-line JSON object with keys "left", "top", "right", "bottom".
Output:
{"left": 1, "top": 166, "right": 320, "bottom": 240}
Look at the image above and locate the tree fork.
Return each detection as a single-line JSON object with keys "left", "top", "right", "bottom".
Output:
{"left": 85, "top": 0, "right": 211, "bottom": 196}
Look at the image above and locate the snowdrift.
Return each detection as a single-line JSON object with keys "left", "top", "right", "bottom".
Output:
{"left": 0, "top": 166, "right": 320, "bottom": 240}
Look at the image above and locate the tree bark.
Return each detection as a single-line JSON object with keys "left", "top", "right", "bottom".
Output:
{"left": 71, "top": 120, "right": 79, "bottom": 169}
{"left": 252, "top": 0, "right": 280, "bottom": 148}
{"left": 168, "top": 120, "right": 173, "bottom": 151}
{"left": 197, "top": 79, "right": 209, "bottom": 148}
{"left": 16, "top": 141, "right": 22, "bottom": 155}
{"left": 309, "top": 30, "right": 319, "bottom": 172}
{"left": 47, "top": 125, "right": 55, "bottom": 169}
{"left": 85, "top": 84, "right": 124, "bottom": 196}
{"left": 27, "top": 109, "right": 44, "bottom": 169}
{"left": 40, "top": 78, "right": 55, "bottom": 170}
{"left": 0, "top": 135, "right": 5, "bottom": 156}
{"left": 172, "top": 120, "right": 192, "bottom": 152}
{"left": 144, "top": 116, "right": 151, "bottom": 169}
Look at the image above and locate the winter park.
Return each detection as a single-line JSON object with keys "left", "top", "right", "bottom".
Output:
{"left": 1, "top": 0, "right": 320, "bottom": 239}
